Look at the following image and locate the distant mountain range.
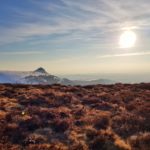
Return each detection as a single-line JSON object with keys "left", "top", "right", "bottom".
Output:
{"left": 0, "top": 67, "right": 115, "bottom": 85}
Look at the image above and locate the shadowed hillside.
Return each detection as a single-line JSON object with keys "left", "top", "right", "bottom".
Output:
{"left": 0, "top": 83, "right": 150, "bottom": 150}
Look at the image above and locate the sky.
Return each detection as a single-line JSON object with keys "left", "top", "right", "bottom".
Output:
{"left": 0, "top": 0, "right": 150, "bottom": 77}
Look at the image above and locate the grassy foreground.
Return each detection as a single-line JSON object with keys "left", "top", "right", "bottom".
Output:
{"left": 0, "top": 83, "right": 150, "bottom": 150}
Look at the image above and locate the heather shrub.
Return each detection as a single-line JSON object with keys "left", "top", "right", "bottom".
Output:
{"left": 129, "top": 132, "right": 150, "bottom": 150}
{"left": 95, "top": 102, "right": 113, "bottom": 111}
{"left": 137, "top": 83, "right": 150, "bottom": 90}
{"left": 0, "top": 144, "right": 22, "bottom": 150}
{"left": 82, "top": 97, "right": 100, "bottom": 105}
{"left": 28, "top": 97, "right": 49, "bottom": 107}
{"left": 74, "top": 120, "right": 86, "bottom": 127}
{"left": 74, "top": 108, "right": 86, "bottom": 118}
{"left": 86, "top": 128, "right": 98, "bottom": 141}
{"left": 51, "top": 119, "right": 70, "bottom": 133}
{"left": 2, "top": 89, "right": 16, "bottom": 98}
{"left": 35, "top": 108, "right": 56, "bottom": 120}
{"left": 3, "top": 123, "right": 25, "bottom": 144}
{"left": 89, "top": 134, "right": 117, "bottom": 150}
{"left": 27, "top": 144, "right": 52, "bottom": 150}
{"left": 24, "top": 133, "right": 47, "bottom": 145}
{"left": 71, "top": 142, "right": 88, "bottom": 150}
{"left": 60, "top": 112, "right": 69, "bottom": 118}
{"left": 93, "top": 116, "right": 109, "bottom": 130}
{"left": 89, "top": 131, "right": 130, "bottom": 150}
{"left": 19, "top": 115, "right": 42, "bottom": 131}
{"left": 5, "top": 113, "right": 12, "bottom": 122}
{"left": 112, "top": 114, "right": 144, "bottom": 138}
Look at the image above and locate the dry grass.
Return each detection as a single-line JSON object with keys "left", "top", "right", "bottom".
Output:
{"left": 0, "top": 83, "right": 150, "bottom": 150}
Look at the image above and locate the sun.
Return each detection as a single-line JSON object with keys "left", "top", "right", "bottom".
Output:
{"left": 119, "top": 30, "right": 136, "bottom": 48}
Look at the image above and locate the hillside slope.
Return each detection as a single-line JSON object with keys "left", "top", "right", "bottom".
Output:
{"left": 0, "top": 83, "right": 150, "bottom": 150}
{"left": 0, "top": 68, "right": 115, "bottom": 85}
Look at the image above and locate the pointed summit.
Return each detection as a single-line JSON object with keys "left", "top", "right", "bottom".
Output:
{"left": 34, "top": 67, "right": 48, "bottom": 74}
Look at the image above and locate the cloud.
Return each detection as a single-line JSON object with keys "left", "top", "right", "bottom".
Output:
{"left": 0, "top": 51, "right": 45, "bottom": 55}
{"left": 97, "top": 51, "right": 150, "bottom": 58}
{"left": 0, "top": 0, "right": 150, "bottom": 46}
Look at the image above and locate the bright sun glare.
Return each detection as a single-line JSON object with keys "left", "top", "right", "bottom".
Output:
{"left": 119, "top": 30, "right": 136, "bottom": 48}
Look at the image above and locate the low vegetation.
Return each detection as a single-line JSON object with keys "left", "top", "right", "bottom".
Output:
{"left": 0, "top": 83, "right": 150, "bottom": 150}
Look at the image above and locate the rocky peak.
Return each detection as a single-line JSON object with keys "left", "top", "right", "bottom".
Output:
{"left": 34, "top": 67, "right": 48, "bottom": 74}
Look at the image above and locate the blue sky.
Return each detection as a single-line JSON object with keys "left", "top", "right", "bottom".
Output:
{"left": 0, "top": 0, "right": 150, "bottom": 75}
